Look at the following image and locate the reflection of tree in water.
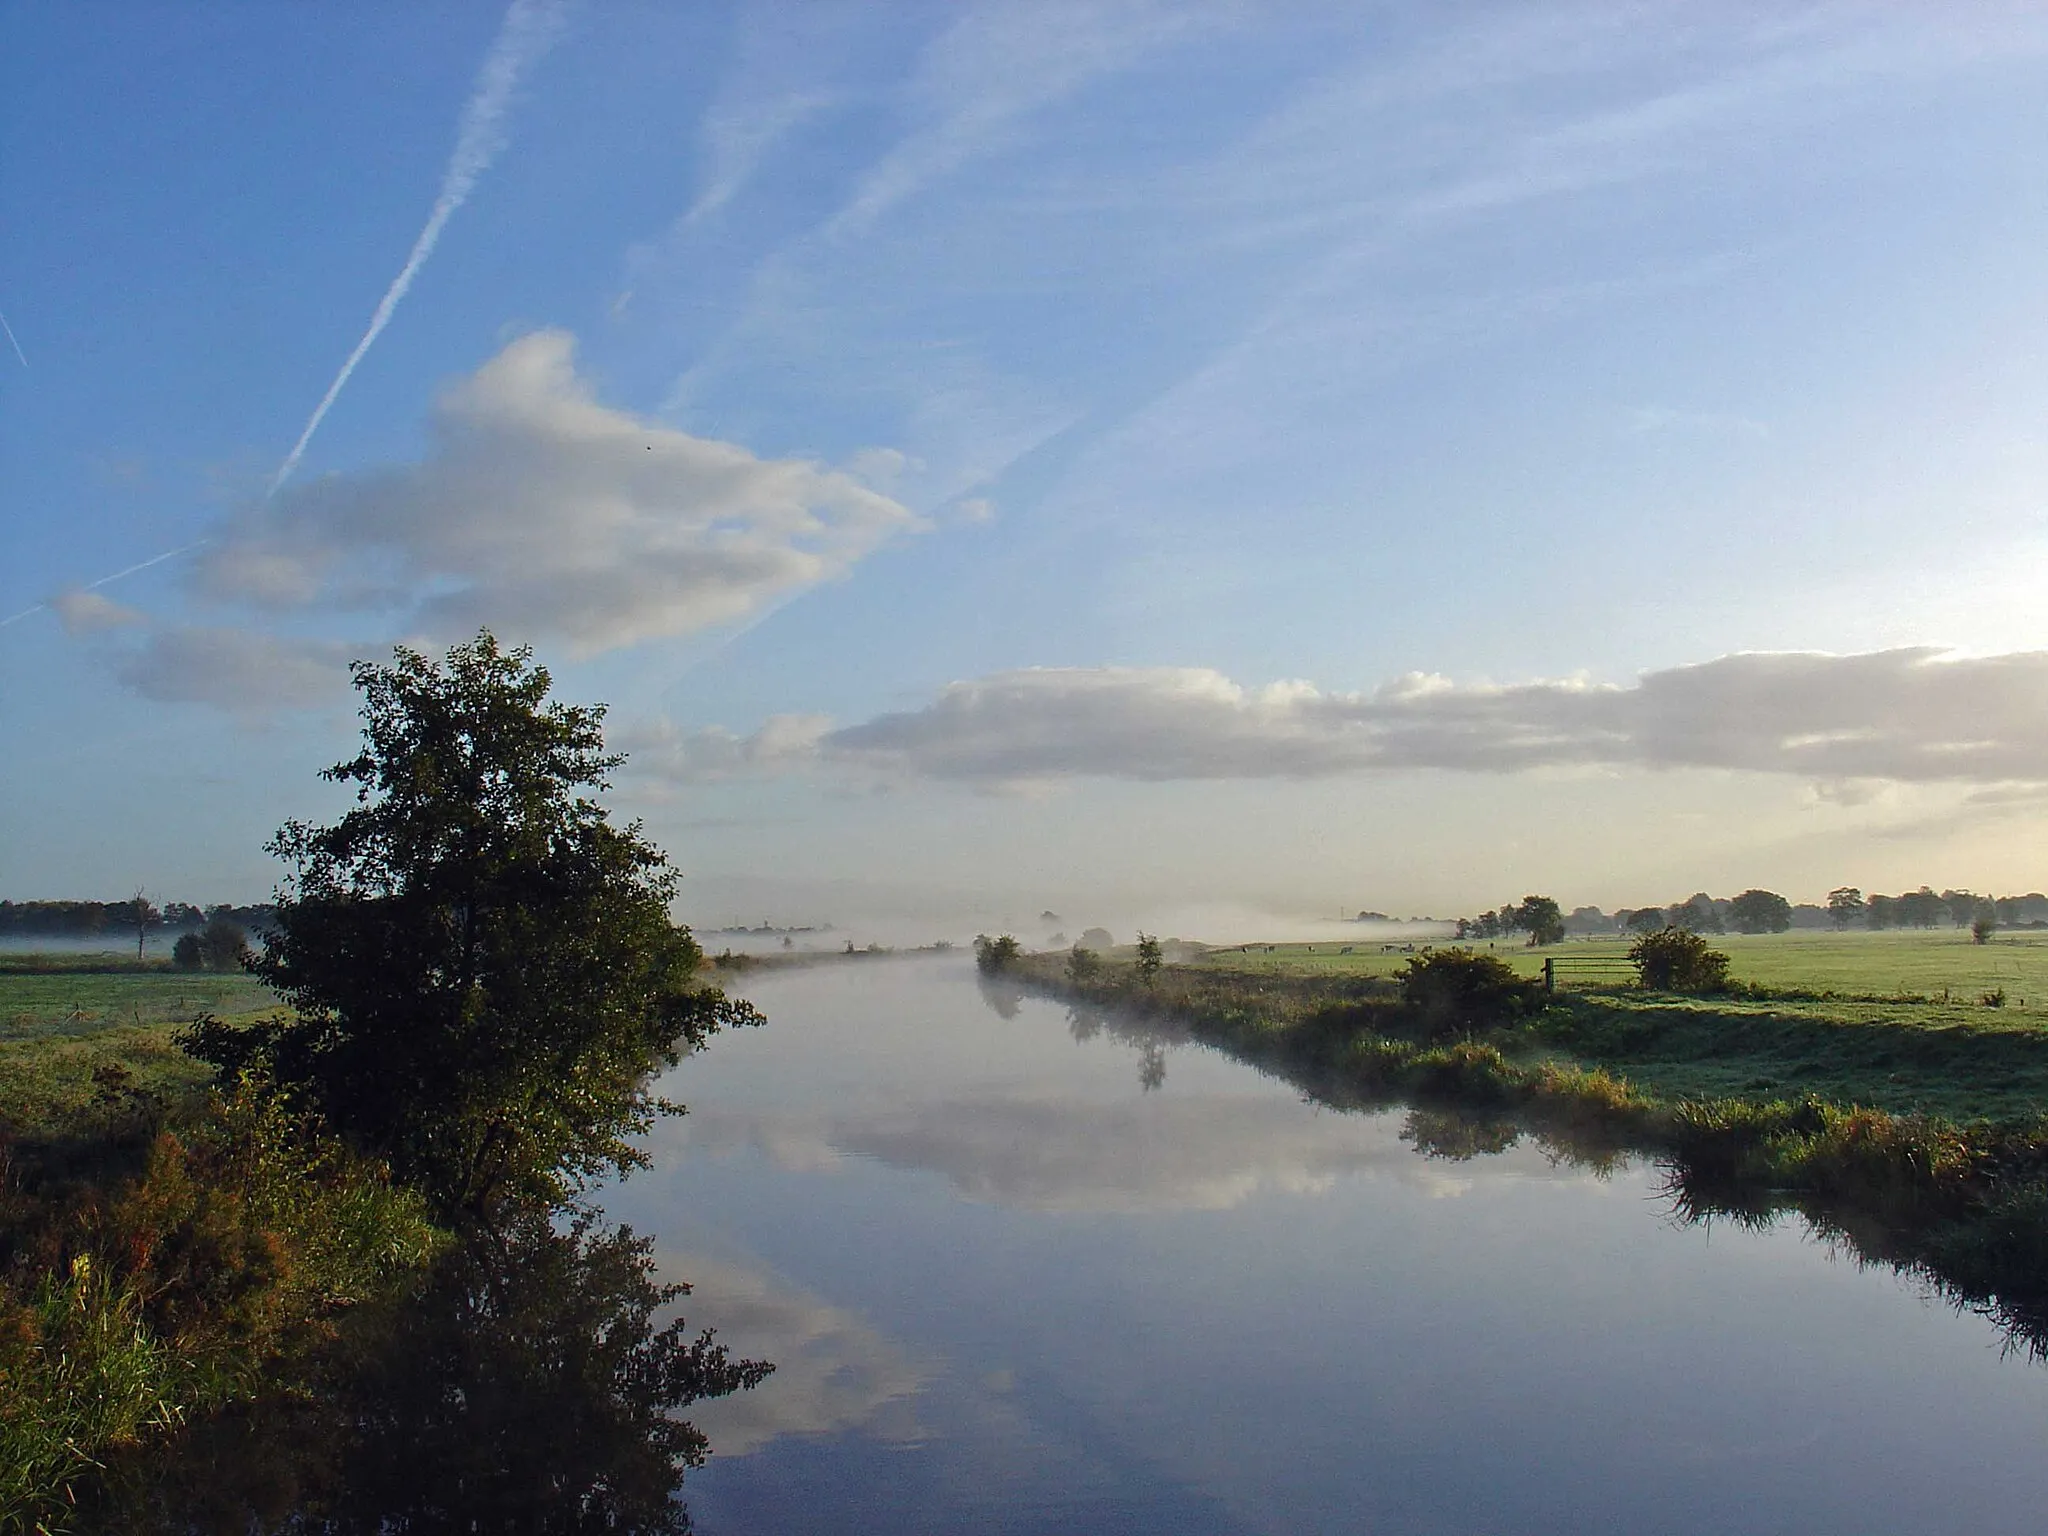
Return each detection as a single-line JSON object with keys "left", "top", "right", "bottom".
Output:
{"left": 1043, "top": 983, "right": 2048, "bottom": 1366}
{"left": 1060, "top": 999, "right": 1183, "bottom": 1092}
{"left": 1137, "top": 1042, "right": 1167, "bottom": 1093}
{"left": 1400, "top": 1108, "right": 1519, "bottom": 1160}
{"left": 94, "top": 1208, "right": 771, "bottom": 1533}
{"left": 977, "top": 974, "right": 1024, "bottom": 1020}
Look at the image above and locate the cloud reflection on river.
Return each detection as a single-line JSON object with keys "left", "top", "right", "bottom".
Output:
{"left": 663, "top": 1094, "right": 1496, "bottom": 1212}
{"left": 648, "top": 1251, "right": 935, "bottom": 1455}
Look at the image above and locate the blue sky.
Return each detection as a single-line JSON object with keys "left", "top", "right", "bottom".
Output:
{"left": 4, "top": 2, "right": 2047, "bottom": 934}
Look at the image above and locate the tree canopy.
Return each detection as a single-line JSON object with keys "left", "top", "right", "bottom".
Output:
{"left": 1728, "top": 889, "right": 1792, "bottom": 934}
{"left": 183, "top": 632, "right": 758, "bottom": 1213}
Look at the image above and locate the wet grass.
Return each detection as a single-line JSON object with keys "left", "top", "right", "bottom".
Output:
{"left": 1534, "top": 991, "right": 2048, "bottom": 1125}
{"left": 2, "top": 973, "right": 440, "bottom": 1534}
{"left": 0, "top": 963, "right": 282, "bottom": 1148}
{"left": 1200, "top": 928, "right": 2048, "bottom": 1011}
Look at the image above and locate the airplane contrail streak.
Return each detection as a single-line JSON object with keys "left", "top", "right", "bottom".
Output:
{"left": 268, "top": 0, "right": 565, "bottom": 495}
{"left": 82, "top": 540, "right": 209, "bottom": 591}
{"left": 0, "top": 542, "right": 211, "bottom": 629}
{"left": 14, "top": 2, "right": 564, "bottom": 637}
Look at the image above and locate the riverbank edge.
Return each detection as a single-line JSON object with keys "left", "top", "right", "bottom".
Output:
{"left": 1007, "top": 955, "right": 2048, "bottom": 1352}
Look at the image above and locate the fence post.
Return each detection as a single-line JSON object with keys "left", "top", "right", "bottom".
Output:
{"left": 1543, "top": 957, "right": 1554, "bottom": 993}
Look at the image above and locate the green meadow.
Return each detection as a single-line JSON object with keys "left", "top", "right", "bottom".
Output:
{"left": 1201, "top": 928, "right": 2048, "bottom": 1010}
{"left": 0, "top": 961, "right": 279, "bottom": 1142}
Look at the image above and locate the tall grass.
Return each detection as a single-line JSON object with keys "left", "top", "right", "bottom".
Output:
{"left": 0, "top": 1075, "right": 443, "bottom": 1533}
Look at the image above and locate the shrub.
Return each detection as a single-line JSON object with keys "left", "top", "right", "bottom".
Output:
{"left": 1629, "top": 926, "right": 1731, "bottom": 993}
{"left": 1397, "top": 948, "right": 1544, "bottom": 1038}
{"left": 1065, "top": 944, "right": 1101, "bottom": 982}
{"left": 973, "top": 934, "right": 1021, "bottom": 975}
{"left": 178, "top": 634, "right": 757, "bottom": 1215}
{"left": 0, "top": 1074, "right": 443, "bottom": 1529}
{"left": 1135, "top": 933, "right": 1163, "bottom": 986}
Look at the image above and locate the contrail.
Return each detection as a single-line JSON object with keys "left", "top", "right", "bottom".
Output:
{"left": 0, "top": 311, "right": 26, "bottom": 368}
{"left": 80, "top": 540, "right": 209, "bottom": 592}
{"left": 0, "top": 541, "right": 211, "bottom": 629}
{"left": 269, "top": 0, "right": 565, "bottom": 495}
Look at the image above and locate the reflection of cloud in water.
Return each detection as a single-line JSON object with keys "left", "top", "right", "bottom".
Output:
{"left": 679, "top": 1096, "right": 1477, "bottom": 1213}
{"left": 652, "top": 1252, "right": 933, "bottom": 1457}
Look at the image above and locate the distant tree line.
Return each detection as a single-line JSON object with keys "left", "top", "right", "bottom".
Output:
{"left": 0, "top": 898, "right": 275, "bottom": 937}
{"left": 1454, "top": 896, "right": 1566, "bottom": 946}
{"left": 1459, "top": 887, "right": 2048, "bottom": 941}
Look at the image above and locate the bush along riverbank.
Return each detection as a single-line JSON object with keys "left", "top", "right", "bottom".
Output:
{"left": 0, "top": 1072, "right": 444, "bottom": 1531}
{"left": 1002, "top": 946, "right": 2048, "bottom": 1360}
{"left": 3, "top": 635, "right": 769, "bottom": 1533}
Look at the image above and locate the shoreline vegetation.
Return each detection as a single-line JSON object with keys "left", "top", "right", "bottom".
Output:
{"left": 2, "top": 635, "right": 769, "bottom": 1533}
{"left": 996, "top": 939, "right": 2048, "bottom": 1361}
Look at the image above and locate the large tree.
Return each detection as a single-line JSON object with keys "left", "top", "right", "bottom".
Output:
{"left": 184, "top": 632, "right": 758, "bottom": 1212}
{"left": 1728, "top": 888, "right": 1792, "bottom": 934}
{"left": 1511, "top": 895, "right": 1565, "bottom": 946}
{"left": 1826, "top": 887, "right": 1865, "bottom": 929}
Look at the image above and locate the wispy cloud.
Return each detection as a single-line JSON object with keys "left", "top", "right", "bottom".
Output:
{"left": 269, "top": 0, "right": 568, "bottom": 493}
{"left": 826, "top": 0, "right": 1224, "bottom": 237}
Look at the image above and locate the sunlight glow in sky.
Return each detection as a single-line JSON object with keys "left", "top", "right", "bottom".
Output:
{"left": 3, "top": 2, "right": 2046, "bottom": 931}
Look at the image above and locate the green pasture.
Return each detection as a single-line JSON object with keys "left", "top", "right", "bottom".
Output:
{"left": 1198, "top": 928, "right": 2048, "bottom": 1010}
{"left": 0, "top": 962, "right": 281, "bottom": 1142}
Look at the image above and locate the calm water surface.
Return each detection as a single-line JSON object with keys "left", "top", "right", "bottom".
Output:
{"left": 599, "top": 960, "right": 2048, "bottom": 1535}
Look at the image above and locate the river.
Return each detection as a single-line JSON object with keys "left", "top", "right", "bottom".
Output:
{"left": 597, "top": 958, "right": 2048, "bottom": 1534}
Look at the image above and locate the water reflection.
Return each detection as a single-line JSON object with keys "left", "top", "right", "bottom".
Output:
{"left": 645, "top": 1252, "right": 931, "bottom": 1456}
{"left": 94, "top": 1209, "right": 769, "bottom": 1534}
{"left": 679, "top": 1092, "right": 1475, "bottom": 1213}
{"left": 606, "top": 964, "right": 2048, "bottom": 1534}
{"left": 1057, "top": 976, "right": 2048, "bottom": 1366}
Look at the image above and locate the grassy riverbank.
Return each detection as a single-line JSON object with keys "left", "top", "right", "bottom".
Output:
{"left": 1007, "top": 949, "right": 2048, "bottom": 1357}
{"left": 0, "top": 962, "right": 445, "bottom": 1530}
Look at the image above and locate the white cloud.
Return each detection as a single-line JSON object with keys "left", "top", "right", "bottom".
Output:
{"left": 647, "top": 1252, "right": 931, "bottom": 1458}
{"left": 50, "top": 588, "right": 145, "bottom": 634}
{"left": 637, "top": 648, "right": 2048, "bottom": 790}
{"left": 677, "top": 1092, "right": 1470, "bottom": 1215}
{"left": 615, "top": 712, "right": 834, "bottom": 783}
{"left": 113, "top": 625, "right": 353, "bottom": 711}
{"left": 195, "top": 330, "right": 922, "bottom": 655}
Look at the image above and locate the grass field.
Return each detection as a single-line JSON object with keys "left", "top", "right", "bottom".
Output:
{"left": 1198, "top": 928, "right": 2048, "bottom": 1009}
{"left": 0, "top": 963, "right": 280, "bottom": 1142}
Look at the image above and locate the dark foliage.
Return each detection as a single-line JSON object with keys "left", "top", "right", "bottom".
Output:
{"left": 173, "top": 917, "right": 252, "bottom": 973}
{"left": 1628, "top": 926, "right": 1731, "bottom": 993}
{"left": 973, "top": 934, "right": 1021, "bottom": 975}
{"left": 1397, "top": 948, "right": 1545, "bottom": 1038}
{"left": 1727, "top": 889, "right": 1792, "bottom": 934}
{"left": 180, "top": 633, "right": 759, "bottom": 1214}
{"left": 1134, "top": 933, "right": 1163, "bottom": 985}
{"left": 87, "top": 1209, "right": 771, "bottom": 1534}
